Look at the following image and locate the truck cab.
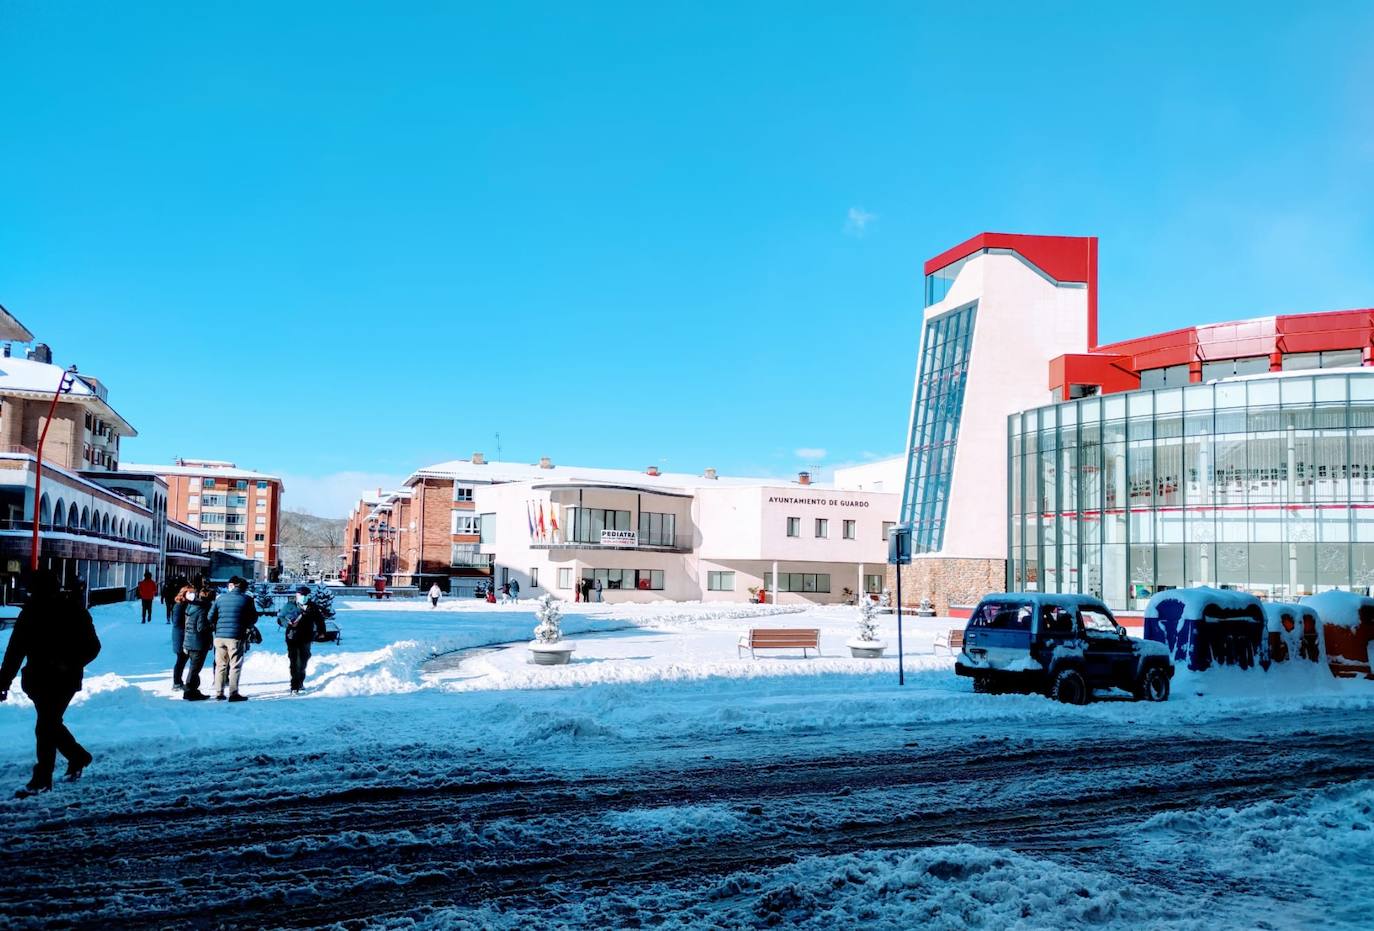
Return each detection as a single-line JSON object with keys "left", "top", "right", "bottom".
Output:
{"left": 956, "top": 593, "right": 1173, "bottom": 704}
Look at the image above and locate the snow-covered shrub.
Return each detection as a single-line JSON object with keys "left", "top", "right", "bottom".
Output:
{"left": 252, "top": 584, "right": 274, "bottom": 613}
{"left": 533, "top": 593, "right": 564, "bottom": 644}
{"left": 856, "top": 598, "right": 881, "bottom": 643}
{"left": 311, "top": 584, "right": 337, "bottom": 620}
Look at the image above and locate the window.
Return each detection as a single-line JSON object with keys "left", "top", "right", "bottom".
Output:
{"left": 1139, "top": 364, "right": 1193, "bottom": 389}
{"left": 201, "top": 512, "right": 225, "bottom": 525}
{"left": 707, "top": 571, "right": 735, "bottom": 591}
{"left": 202, "top": 478, "right": 216, "bottom": 488}
{"left": 452, "top": 514, "right": 482, "bottom": 535}
{"left": 1042, "top": 606, "right": 1075, "bottom": 636}
{"left": 638, "top": 511, "right": 677, "bottom": 547}
{"left": 786, "top": 517, "right": 800, "bottom": 537}
{"left": 1201, "top": 357, "right": 1269, "bottom": 382}
{"left": 582, "top": 568, "right": 663, "bottom": 591}
{"left": 228, "top": 494, "right": 248, "bottom": 508}
{"left": 843, "top": 520, "right": 856, "bottom": 540}
{"left": 225, "top": 513, "right": 246, "bottom": 525}
{"left": 763, "top": 572, "right": 831, "bottom": 593}
{"left": 451, "top": 543, "right": 486, "bottom": 567}
{"left": 479, "top": 513, "right": 494, "bottom": 544}
{"left": 968, "top": 601, "right": 1032, "bottom": 630}
{"left": 568, "top": 508, "right": 633, "bottom": 543}
{"left": 256, "top": 499, "right": 267, "bottom": 510}
{"left": 201, "top": 494, "right": 225, "bottom": 508}
{"left": 530, "top": 568, "right": 539, "bottom": 588}
{"left": 882, "top": 521, "right": 896, "bottom": 541}
{"left": 1080, "top": 608, "right": 1120, "bottom": 636}
{"left": 234, "top": 480, "right": 248, "bottom": 490}
{"left": 864, "top": 573, "right": 882, "bottom": 594}
{"left": 187, "top": 495, "right": 200, "bottom": 508}
{"left": 454, "top": 487, "right": 474, "bottom": 502}
{"left": 815, "top": 519, "right": 828, "bottom": 538}
{"left": 255, "top": 515, "right": 266, "bottom": 526}
{"left": 557, "top": 568, "right": 573, "bottom": 589}
{"left": 256, "top": 481, "right": 269, "bottom": 490}
{"left": 901, "top": 301, "right": 976, "bottom": 553}
{"left": 254, "top": 533, "right": 265, "bottom": 542}
{"left": 1283, "top": 349, "right": 1364, "bottom": 371}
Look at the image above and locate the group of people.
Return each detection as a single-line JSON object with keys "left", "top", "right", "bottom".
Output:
{"left": 168, "top": 576, "right": 327, "bottom": 700}
{"left": 574, "top": 576, "right": 603, "bottom": 603}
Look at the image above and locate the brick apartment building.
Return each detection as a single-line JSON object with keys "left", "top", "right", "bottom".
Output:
{"left": 0, "top": 331, "right": 197, "bottom": 603}
{"left": 343, "top": 473, "right": 480, "bottom": 591}
{"left": 122, "top": 459, "right": 283, "bottom": 580}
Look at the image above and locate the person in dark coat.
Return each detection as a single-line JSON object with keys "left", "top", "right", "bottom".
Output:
{"left": 0, "top": 571, "right": 101, "bottom": 797}
{"left": 159, "top": 575, "right": 179, "bottom": 623}
{"left": 208, "top": 577, "right": 259, "bottom": 702}
{"left": 169, "top": 584, "right": 193, "bottom": 691}
{"left": 181, "top": 583, "right": 214, "bottom": 701}
{"left": 277, "top": 586, "right": 324, "bottom": 694}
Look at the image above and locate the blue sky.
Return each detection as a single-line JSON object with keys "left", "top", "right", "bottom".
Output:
{"left": 3, "top": 2, "right": 1372, "bottom": 515}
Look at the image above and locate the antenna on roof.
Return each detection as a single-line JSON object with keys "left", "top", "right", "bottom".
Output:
{"left": 495, "top": 432, "right": 502, "bottom": 462}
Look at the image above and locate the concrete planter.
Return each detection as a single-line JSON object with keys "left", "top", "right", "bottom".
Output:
{"left": 846, "top": 639, "right": 887, "bottom": 659}
{"left": 529, "top": 641, "right": 576, "bottom": 665}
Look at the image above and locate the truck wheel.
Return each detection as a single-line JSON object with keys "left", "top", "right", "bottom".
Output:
{"left": 1050, "top": 668, "right": 1088, "bottom": 705}
{"left": 1134, "top": 666, "right": 1170, "bottom": 702}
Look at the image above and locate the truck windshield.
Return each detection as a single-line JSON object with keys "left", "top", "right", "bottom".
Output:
{"left": 1080, "top": 608, "right": 1119, "bottom": 635}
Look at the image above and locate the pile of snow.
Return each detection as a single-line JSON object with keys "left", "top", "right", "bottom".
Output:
{"left": 1301, "top": 590, "right": 1374, "bottom": 630}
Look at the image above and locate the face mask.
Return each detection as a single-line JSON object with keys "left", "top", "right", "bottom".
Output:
{"left": 296, "top": 594, "right": 308, "bottom": 605}
{"left": 185, "top": 593, "right": 196, "bottom": 603}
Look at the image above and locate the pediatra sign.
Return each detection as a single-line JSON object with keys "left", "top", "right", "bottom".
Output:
{"left": 767, "top": 495, "right": 872, "bottom": 508}
{"left": 600, "top": 530, "right": 639, "bottom": 546}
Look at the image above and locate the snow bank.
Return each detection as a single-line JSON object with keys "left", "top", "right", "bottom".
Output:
{"left": 1301, "top": 590, "right": 1374, "bottom": 630}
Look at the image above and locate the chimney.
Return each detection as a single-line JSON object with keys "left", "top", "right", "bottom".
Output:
{"left": 646, "top": 465, "right": 660, "bottom": 477}
{"left": 539, "top": 456, "right": 554, "bottom": 469}
{"left": 471, "top": 452, "right": 486, "bottom": 465}
{"left": 27, "top": 343, "right": 52, "bottom": 365}
{"left": 798, "top": 471, "right": 812, "bottom": 486}
{"left": 2, "top": 344, "right": 9, "bottom": 358}
{"left": 703, "top": 467, "right": 717, "bottom": 480}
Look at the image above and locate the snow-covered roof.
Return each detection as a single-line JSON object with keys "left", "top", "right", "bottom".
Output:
{"left": 0, "top": 355, "right": 137, "bottom": 436}
{"left": 406, "top": 458, "right": 837, "bottom": 492}
{"left": 1145, "top": 587, "right": 1263, "bottom": 619}
{"left": 121, "top": 461, "right": 282, "bottom": 483}
{"left": 1300, "top": 590, "right": 1374, "bottom": 630}
{"left": 0, "top": 304, "right": 33, "bottom": 342}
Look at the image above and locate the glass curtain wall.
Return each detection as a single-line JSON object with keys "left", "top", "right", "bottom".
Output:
{"left": 901, "top": 301, "right": 978, "bottom": 553}
{"left": 1009, "top": 373, "right": 1374, "bottom": 610}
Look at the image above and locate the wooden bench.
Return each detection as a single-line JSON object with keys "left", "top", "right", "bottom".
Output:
{"left": 934, "top": 628, "right": 964, "bottom": 655}
{"left": 738, "top": 628, "right": 821, "bottom": 658}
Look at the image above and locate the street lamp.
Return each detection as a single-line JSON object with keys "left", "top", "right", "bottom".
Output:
{"left": 31, "top": 365, "right": 78, "bottom": 571}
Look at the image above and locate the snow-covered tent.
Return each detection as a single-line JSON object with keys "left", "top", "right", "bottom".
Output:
{"left": 1144, "top": 587, "right": 1268, "bottom": 672}
{"left": 1261, "top": 602, "right": 1327, "bottom": 669}
{"left": 1299, "top": 591, "right": 1374, "bottom": 678}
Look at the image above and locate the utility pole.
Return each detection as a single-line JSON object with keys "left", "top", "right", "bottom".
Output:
{"left": 31, "top": 366, "right": 78, "bottom": 571}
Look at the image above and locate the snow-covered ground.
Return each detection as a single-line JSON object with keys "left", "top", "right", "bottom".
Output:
{"left": 0, "top": 598, "right": 1371, "bottom": 928}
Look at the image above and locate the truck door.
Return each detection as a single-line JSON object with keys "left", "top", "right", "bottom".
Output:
{"left": 1080, "top": 606, "right": 1134, "bottom": 685}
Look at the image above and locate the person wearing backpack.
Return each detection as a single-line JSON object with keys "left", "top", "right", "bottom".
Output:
{"left": 0, "top": 571, "right": 101, "bottom": 797}
{"left": 181, "top": 583, "right": 215, "bottom": 701}
{"left": 277, "top": 586, "right": 324, "bottom": 694}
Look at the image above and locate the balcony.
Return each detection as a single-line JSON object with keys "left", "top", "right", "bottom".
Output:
{"left": 531, "top": 533, "right": 693, "bottom": 554}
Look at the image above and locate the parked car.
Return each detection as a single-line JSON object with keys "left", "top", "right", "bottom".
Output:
{"left": 955, "top": 593, "right": 1174, "bottom": 704}
{"left": 1143, "top": 587, "right": 1268, "bottom": 672}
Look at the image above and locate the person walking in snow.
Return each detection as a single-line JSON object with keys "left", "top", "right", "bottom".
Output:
{"left": 0, "top": 570, "right": 100, "bottom": 797}
{"left": 277, "top": 586, "right": 324, "bottom": 694}
{"left": 593, "top": 577, "right": 603, "bottom": 602}
{"left": 181, "top": 583, "right": 214, "bottom": 701}
{"left": 170, "top": 584, "right": 193, "bottom": 692}
{"left": 160, "top": 575, "right": 180, "bottom": 623}
{"left": 136, "top": 571, "right": 158, "bottom": 624}
{"left": 500, "top": 581, "right": 510, "bottom": 604}
{"left": 428, "top": 583, "right": 442, "bottom": 608}
{"left": 208, "top": 577, "right": 258, "bottom": 702}
{"left": 508, "top": 578, "right": 520, "bottom": 602}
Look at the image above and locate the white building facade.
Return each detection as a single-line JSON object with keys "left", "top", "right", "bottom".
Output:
{"left": 407, "top": 457, "right": 899, "bottom": 604}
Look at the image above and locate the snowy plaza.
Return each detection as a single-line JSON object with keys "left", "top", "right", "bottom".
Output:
{"left": 2, "top": 596, "right": 1373, "bottom": 928}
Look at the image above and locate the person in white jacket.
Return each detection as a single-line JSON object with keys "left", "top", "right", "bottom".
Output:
{"left": 428, "top": 583, "right": 442, "bottom": 608}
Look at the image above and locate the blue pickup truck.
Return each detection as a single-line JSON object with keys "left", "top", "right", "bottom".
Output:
{"left": 955, "top": 593, "right": 1174, "bottom": 704}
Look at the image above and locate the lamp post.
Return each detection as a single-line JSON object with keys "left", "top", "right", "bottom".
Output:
{"left": 31, "top": 365, "right": 78, "bottom": 571}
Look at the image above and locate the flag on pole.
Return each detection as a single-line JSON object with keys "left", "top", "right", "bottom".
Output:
{"left": 526, "top": 501, "right": 535, "bottom": 539}
{"left": 550, "top": 504, "right": 560, "bottom": 542}
{"left": 538, "top": 502, "right": 547, "bottom": 539}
